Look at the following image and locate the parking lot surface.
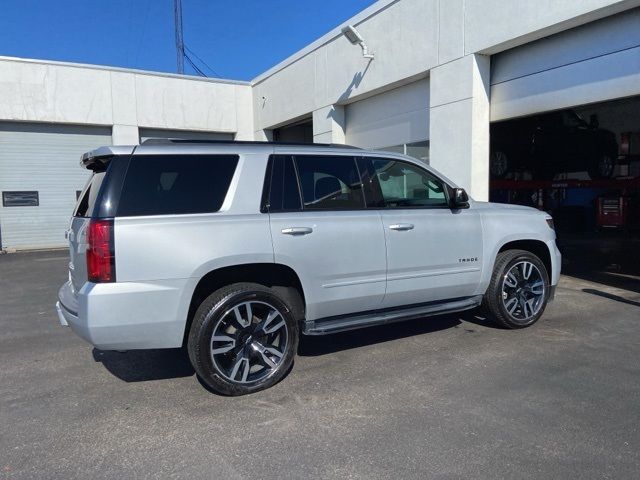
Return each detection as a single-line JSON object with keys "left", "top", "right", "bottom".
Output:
{"left": 1, "top": 251, "right": 639, "bottom": 479}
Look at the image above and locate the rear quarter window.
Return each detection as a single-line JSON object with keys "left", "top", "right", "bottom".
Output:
{"left": 116, "top": 155, "right": 239, "bottom": 217}
{"left": 74, "top": 172, "right": 106, "bottom": 217}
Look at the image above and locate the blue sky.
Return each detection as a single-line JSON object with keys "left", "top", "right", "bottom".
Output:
{"left": 0, "top": 0, "right": 377, "bottom": 81}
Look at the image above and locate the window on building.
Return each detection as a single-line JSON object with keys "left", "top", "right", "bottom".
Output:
{"left": 406, "top": 141, "right": 429, "bottom": 163}
{"left": 379, "top": 141, "right": 430, "bottom": 164}
{"left": 2, "top": 191, "right": 39, "bottom": 207}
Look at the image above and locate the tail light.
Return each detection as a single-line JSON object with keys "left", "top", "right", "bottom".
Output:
{"left": 87, "top": 219, "right": 115, "bottom": 283}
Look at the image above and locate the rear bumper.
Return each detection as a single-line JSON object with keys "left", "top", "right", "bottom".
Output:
{"left": 56, "top": 278, "right": 191, "bottom": 350}
{"left": 56, "top": 301, "right": 71, "bottom": 327}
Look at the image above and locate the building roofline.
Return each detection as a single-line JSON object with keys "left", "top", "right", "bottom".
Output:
{"left": 251, "top": 0, "right": 399, "bottom": 85}
{"left": 0, "top": 55, "right": 251, "bottom": 86}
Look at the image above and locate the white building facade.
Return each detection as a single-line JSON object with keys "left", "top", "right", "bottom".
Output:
{"left": 1, "top": 0, "right": 639, "bottom": 249}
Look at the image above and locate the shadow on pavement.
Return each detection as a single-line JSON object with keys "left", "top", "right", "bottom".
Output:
{"left": 582, "top": 288, "right": 640, "bottom": 308}
{"left": 298, "top": 313, "right": 467, "bottom": 357}
{"left": 92, "top": 348, "right": 194, "bottom": 382}
{"left": 92, "top": 311, "right": 491, "bottom": 380}
{"left": 558, "top": 232, "right": 640, "bottom": 294}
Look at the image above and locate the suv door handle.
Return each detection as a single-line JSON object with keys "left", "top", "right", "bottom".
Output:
{"left": 281, "top": 227, "right": 313, "bottom": 235}
{"left": 389, "top": 223, "right": 414, "bottom": 231}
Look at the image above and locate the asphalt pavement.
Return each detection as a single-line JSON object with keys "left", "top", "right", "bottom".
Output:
{"left": 1, "top": 250, "right": 639, "bottom": 479}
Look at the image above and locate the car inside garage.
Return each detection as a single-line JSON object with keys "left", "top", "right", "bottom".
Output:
{"left": 489, "top": 6, "right": 640, "bottom": 289}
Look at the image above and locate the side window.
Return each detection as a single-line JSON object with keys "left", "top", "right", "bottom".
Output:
{"left": 117, "top": 155, "right": 238, "bottom": 216}
{"left": 74, "top": 172, "right": 106, "bottom": 217}
{"left": 370, "top": 158, "right": 449, "bottom": 208}
{"left": 266, "top": 155, "right": 302, "bottom": 212}
{"left": 294, "top": 155, "right": 365, "bottom": 210}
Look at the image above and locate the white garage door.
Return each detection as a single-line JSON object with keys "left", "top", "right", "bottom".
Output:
{"left": 0, "top": 123, "right": 111, "bottom": 250}
{"left": 491, "top": 8, "right": 640, "bottom": 121}
{"left": 345, "top": 79, "right": 430, "bottom": 149}
{"left": 139, "top": 128, "right": 233, "bottom": 143}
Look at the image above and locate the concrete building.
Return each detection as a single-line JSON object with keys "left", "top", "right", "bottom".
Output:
{"left": 1, "top": 0, "right": 640, "bottom": 249}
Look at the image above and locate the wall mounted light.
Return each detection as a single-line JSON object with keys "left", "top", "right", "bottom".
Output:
{"left": 341, "top": 25, "right": 374, "bottom": 60}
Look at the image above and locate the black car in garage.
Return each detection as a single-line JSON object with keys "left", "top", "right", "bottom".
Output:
{"left": 490, "top": 109, "right": 618, "bottom": 180}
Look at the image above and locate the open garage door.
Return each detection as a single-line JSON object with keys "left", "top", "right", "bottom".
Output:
{"left": 489, "top": 8, "right": 640, "bottom": 291}
{"left": 490, "top": 100, "right": 640, "bottom": 292}
{"left": 139, "top": 128, "right": 233, "bottom": 143}
{"left": 0, "top": 123, "right": 112, "bottom": 250}
{"left": 490, "top": 9, "right": 640, "bottom": 292}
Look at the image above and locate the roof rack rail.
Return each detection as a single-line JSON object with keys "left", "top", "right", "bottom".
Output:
{"left": 140, "top": 138, "right": 361, "bottom": 149}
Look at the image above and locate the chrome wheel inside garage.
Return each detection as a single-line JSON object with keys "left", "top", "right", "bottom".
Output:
{"left": 501, "top": 261, "right": 546, "bottom": 321}
{"left": 210, "top": 301, "right": 289, "bottom": 384}
{"left": 596, "top": 153, "right": 615, "bottom": 179}
{"left": 490, "top": 150, "right": 509, "bottom": 178}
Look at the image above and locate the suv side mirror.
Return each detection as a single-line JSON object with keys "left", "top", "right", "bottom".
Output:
{"left": 452, "top": 188, "right": 469, "bottom": 208}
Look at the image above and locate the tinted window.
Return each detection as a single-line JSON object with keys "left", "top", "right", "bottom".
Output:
{"left": 117, "top": 155, "right": 238, "bottom": 217}
{"left": 267, "top": 155, "right": 301, "bottom": 212}
{"left": 74, "top": 173, "right": 105, "bottom": 217}
{"left": 356, "top": 157, "right": 385, "bottom": 208}
{"left": 371, "top": 158, "right": 448, "bottom": 208}
{"left": 295, "top": 155, "right": 364, "bottom": 210}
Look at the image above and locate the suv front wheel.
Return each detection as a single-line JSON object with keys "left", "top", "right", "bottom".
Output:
{"left": 187, "top": 283, "right": 298, "bottom": 395}
{"left": 482, "top": 249, "right": 550, "bottom": 329}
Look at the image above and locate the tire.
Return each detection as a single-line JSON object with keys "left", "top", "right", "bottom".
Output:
{"left": 187, "top": 282, "right": 299, "bottom": 395}
{"left": 482, "top": 249, "right": 550, "bottom": 329}
{"left": 588, "top": 152, "right": 615, "bottom": 180}
{"left": 490, "top": 150, "right": 510, "bottom": 178}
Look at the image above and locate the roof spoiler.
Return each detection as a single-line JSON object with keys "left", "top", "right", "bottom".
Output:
{"left": 80, "top": 146, "right": 136, "bottom": 170}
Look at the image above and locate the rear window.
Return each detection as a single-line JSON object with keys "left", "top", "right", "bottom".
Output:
{"left": 116, "top": 155, "right": 239, "bottom": 217}
{"left": 74, "top": 172, "right": 106, "bottom": 217}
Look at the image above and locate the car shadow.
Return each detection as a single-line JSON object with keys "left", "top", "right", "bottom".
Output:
{"left": 92, "top": 311, "right": 494, "bottom": 381}
{"left": 92, "top": 347, "right": 194, "bottom": 382}
{"left": 298, "top": 311, "right": 489, "bottom": 357}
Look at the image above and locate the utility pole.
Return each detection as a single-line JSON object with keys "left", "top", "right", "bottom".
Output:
{"left": 174, "top": 0, "right": 185, "bottom": 74}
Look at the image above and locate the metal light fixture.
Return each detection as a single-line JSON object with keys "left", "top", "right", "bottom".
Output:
{"left": 341, "top": 25, "right": 374, "bottom": 59}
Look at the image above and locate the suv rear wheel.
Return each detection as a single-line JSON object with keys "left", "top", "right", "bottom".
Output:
{"left": 482, "top": 249, "right": 550, "bottom": 329}
{"left": 187, "top": 283, "right": 298, "bottom": 395}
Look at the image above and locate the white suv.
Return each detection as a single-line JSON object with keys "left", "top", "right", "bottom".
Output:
{"left": 57, "top": 140, "right": 561, "bottom": 395}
